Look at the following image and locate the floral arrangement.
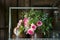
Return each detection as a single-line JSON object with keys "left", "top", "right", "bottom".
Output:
{"left": 14, "top": 9, "right": 52, "bottom": 37}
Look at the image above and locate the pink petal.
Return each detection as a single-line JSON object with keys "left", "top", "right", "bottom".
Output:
{"left": 27, "top": 28, "right": 34, "bottom": 35}
{"left": 23, "top": 18, "right": 29, "bottom": 27}
{"left": 31, "top": 23, "right": 37, "bottom": 30}
{"left": 37, "top": 21, "right": 43, "bottom": 26}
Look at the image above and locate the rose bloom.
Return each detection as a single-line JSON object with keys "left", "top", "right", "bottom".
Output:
{"left": 17, "top": 20, "right": 23, "bottom": 28}
{"left": 36, "top": 21, "right": 43, "bottom": 26}
{"left": 19, "top": 19, "right": 23, "bottom": 23}
{"left": 23, "top": 18, "right": 29, "bottom": 27}
{"left": 17, "top": 23, "right": 21, "bottom": 28}
{"left": 31, "top": 23, "right": 37, "bottom": 30}
{"left": 26, "top": 28, "right": 34, "bottom": 35}
{"left": 23, "top": 18, "right": 28, "bottom": 22}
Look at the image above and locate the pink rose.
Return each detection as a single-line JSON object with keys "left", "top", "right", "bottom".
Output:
{"left": 19, "top": 19, "right": 22, "bottom": 23}
{"left": 17, "top": 20, "right": 22, "bottom": 28}
{"left": 31, "top": 23, "right": 37, "bottom": 30}
{"left": 23, "top": 18, "right": 28, "bottom": 22}
{"left": 36, "top": 21, "right": 43, "bottom": 26}
{"left": 23, "top": 18, "right": 29, "bottom": 27}
{"left": 17, "top": 23, "right": 21, "bottom": 28}
{"left": 26, "top": 28, "right": 34, "bottom": 35}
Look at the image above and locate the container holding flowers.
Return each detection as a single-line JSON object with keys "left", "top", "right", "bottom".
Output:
{"left": 13, "top": 9, "right": 52, "bottom": 38}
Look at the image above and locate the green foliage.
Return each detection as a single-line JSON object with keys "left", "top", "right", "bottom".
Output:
{"left": 20, "top": 9, "right": 53, "bottom": 35}
{"left": 19, "top": 25, "right": 24, "bottom": 34}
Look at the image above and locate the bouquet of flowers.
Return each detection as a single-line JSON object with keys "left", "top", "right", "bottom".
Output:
{"left": 14, "top": 9, "right": 52, "bottom": 37}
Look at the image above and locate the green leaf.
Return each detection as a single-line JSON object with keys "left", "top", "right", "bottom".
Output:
{"left": 46, "top": 27, "right": 49, "bottom": 31}
{"left": 49, "top": 23, "right": 52, "bottom": 28}
{"left": 44, "top": 32, "right": 46, "bottom": 35}
{"left": 19, "top": 26, "right": 24, "bottom": 34}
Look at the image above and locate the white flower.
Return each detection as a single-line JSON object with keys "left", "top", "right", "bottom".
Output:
{"left": 13, "top": 27, "right": 20, "bottom": 36}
